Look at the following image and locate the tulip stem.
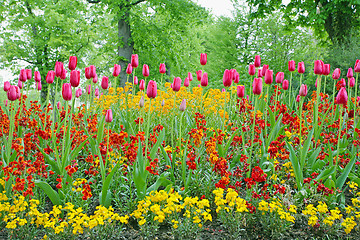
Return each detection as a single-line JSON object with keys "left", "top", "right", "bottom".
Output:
{"left": 61, "top": 103, "right": 69, "bottom": 163}
{"left": 247, "top": 96, "right": 258, "bottom": 178}
{"left": 332, "top": 78, "right": 337, "bottom": 123}
{"left": 264, "top": 84, "right": 269, "bottom": 139}
{"left": 144, "top": 98, "right": 152, "bottom": 160}
{"left": 172, "top": 93, "right": 177, "bottom": 149}
{"left": 6, "top": 101, "right": 16, "bottom": 163}
{"left": 334, "top": 106, "right": 343, "bottom": 170}
{"left": 288, "top": 72, "right": 292, "bottom": 107}
{"left": 299, "top": 97, "right": 303, "bottom": 167}
{"left": 299, "top": 74, "right": 303, "bottom": 87}
{"left": 355, "top": 73, "right": 359, "bottom": 125}
{"left": 106, "top": 126, "right": 110, "bottom": 171}
{"left": 323, "top": 76, "right": 327, "bottom": 94}
{"left": 222, "top": 89, "right": 227, "bottom": 131}
{"left": 314, "top": 75, "right": 321, "bottom": 139}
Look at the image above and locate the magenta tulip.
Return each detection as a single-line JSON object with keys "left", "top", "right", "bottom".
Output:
{"left": 288, "top": 60, "right": 295, "bottom": 72}
{"left": 349, "top": 77, "right": 355, "bottom": 88}
{"left": 142, "top": 64, "right": 149, "bottom": 77}
{"left": 26, "top": 69, "right": 32, "bottom": 80}
{"left": 296, "top": 95, "right": 300, "bottom": 102}
{"left": 340, "top": 78, "right": 346, "bottom": 87}
{"left": 276, "top": 72, "right": 284, "bottom": 84}
{"left": 253, "top": 78, "right": 262, "bottom": 95}
{"left": 134, "top": 76, "right": 138, "bottom": 85}
{"left": 179, "top": 99, "right": 186, "bottom": 111}
{"left": 105, "top": 109, "right": 113, "bottom": 123}
{"left": 68, "top": 56, "right": 77, "bottom": 70}
{"left": 223, "top": 69, "right": 232, "bottom": 87}
{"left": 95, "top": 88, "right": 99, "bottom": 97}
{"left": 159, "top": 63, "right": 166, "bottom": 74}
{"left": 34, "top": 71, "right": 41, "bottom": 82}
{"left": 46, "top": 71, "right": 55, "bottom": 84}
{"left": 323, "top": 64, "right": 330, "bottom": 76}
{"left": 89, "top": 65, "right": 96, "bottom": 79}
{"left": 234, "top": 71, "right": 240, "bottom": 84}
{"left": 85, "top": 67, "right": 91, "bottom": 79}
{"left": 4, "top": 81, "right": 10, "bottom": 92}
{"left": 184, "top": 77, "right": 190, "bottom": 87}
{"left": 101, "top": 76, "right": 109, "bottom": 90}
{"left": 126, "top": 63, "right": 132, "bottom": 75}
{"left": 196, "top": 70, "right": 202, "bottom": 81}
{"left": 54, "top": 62, "right": 64, "bottom": 78}
{"left": 299, "top": 84, "right": 308, "bottom": 97}
{"left": 248, "top": 64, "right": 256, "bottom": 76}
{"left": 200, "top": 53, "right": 207, "bottom": 66}
{"left": 261, "top": 65, "right": 269, "bottom": 77}
{"left": 264, "top": 69, "right": 273, "bottom": 85}
{"left": 7, "top": 85, "right": 18, "bottom": 101}
{"left": 172, "top": 77, "right": 182, "bottom": 92}
{"left": 19, "top": 69, "right": 27, "bottom": 82}
{"left": 62, "top": 83, "right": 72, "bottom": 101}
{"left": 332, "top": 68, "right": 341, "bottom": 80}
{"left": 237, "top": 85, "right": 245, "bottom": 98}
{"left": 60, "top": 69, "right": 67, "bottom": 80}
{"left": 336, "top": 87, "right": 348, "bottom": 105}
{"left": 188, "top": 72, "right": 193, "bottom": 81}
{"left": 146, "top": 80, "right": 157, "bottom": 98}
{"left": 254, "top": 55, "right": 261, "bottom": 68}
{"left": 298, "top": 62, "right": 305, "bottom": 74}
{"left": 87, "top": 85, "right": 91, "bottom": 95}
{"left": 347, "top": 68, "right": 353, "bottom": 79}
{"left": 131, "top": 54, "right": 139, "bottom": 68}
{"left": 36, "top": 81, "right": 42, "bottom": 91}
{"left": 17, "top": 80, "right": 23, "bottom": 89}
{"left": 92, "top": 74, "right": 98, "bottom": 84}
{"left": 314, "top": 60, "right": 323, "bottom": 75}
{"left": 354, "top": 59, "right": 360, "bottom": 73}
{"left": 282, "top": 80, "right": 289, "bottom": 90}
{"left": 70, "top": 70, "right": 80, "bottom": 87}
{"left": 139, "top": 79, "right": 145, "bottom": 90}
{"left": 201, "top": 72, "right": 208, "bottom": 87}
{"left": 257, "top": 69, "right": 262, "bottom": 78}
{"left": 75, "top": 88, "right": 82, "bottom": 98}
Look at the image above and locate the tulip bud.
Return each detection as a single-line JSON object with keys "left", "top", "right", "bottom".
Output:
{"left": 62, "top": 83, "right": 72, "bottom": 101}
{"left": 314, "top": 60, "right": 323, "bottom": 75}
{"left": 68, "top": 56, "right": 77, "bottom": 70}
{"left": 139, "top": 96, "right": 144, "bottom": 108}
{"left": 276, "top": 72, "right": 284, "bottom": 84}
{"left": 296, "top": 95, "right": 300, "bottom": 102}
{"left": 200, "top": 53, "right": 207, "bottom": 66}
{"left": 134, "top": 76, "right": 138, "bottom": 85}
{"left": 188, "top": 72, "right": 193, "bottom": 81}
{"left": 288, "top": 60, "right": 295, "bottom": 72}
{"left": 237, "top": 85, "right": 245, "bottom": 98}
{"left": 34, "top": 71, "right": 41, "bottom": 82}
{"left": 89, "top": 65, "right": 96, "bottom": 79}
{"left": 93, "top": 74, "right": 98, "bottom": 84}
{"left": 18, "top": 80, "right": 23, "bottom": 89}
{"left": 248, "top": 64, "right": 256, "bottom": 76}
{"left": 299, "top": 84, "right": 308, "bottom": 97}
{"left": 26, "top": 69, "right": 32, "bottom": 80}
{"left": 347, "top": 68, "right": 353, "bottom": 79}
{"left": 257, "top": 69, "right": 262, "bottom": 78}
{"left": 349, "top": 77, "right": 355, "bottom": 88}
{"left": 323, "top": 64, "right": 330, "bottom": 76}
{"left": 7, "top": 85, "right": 18, "bottom": 101}
{"left": 87, "top": 84, "right": 91, "bottom": 95}
{"left": 142, "top": 64, "right": 149, "bottom": 77}
{"left": 131, "top": 54, "right": 139, "bottom": 68}
{"left": 19, "top": 69, "right": 27, "bottom": 82}
{"left": 95, "top": 88, "right": 99, "bottom": 97}
{"left": 85, "top": 67, "right": 91, "bottom": 79}
{"left": 234, "top": 71, "right": 240, "bottom": 84}
{"left": 105, "top": 109, "right": 113, "bottom": 123}
{"left": 101, "top": 76, "right": 109, "bottom": 90}
{"left": 355, "top": 59, "right": 360, "bottom": 73}
{"left": 282, "top": 80, "right": 289, "bottom": 90}
{"left": 113, "top": 64, "right": 121, "bottom": 77}
{"left": 196, "top": 70, "right": 202, "bottom": 81}
{"left": 75, "top": 88, "right": 82, "bottom": 98}
{"left": 60, "top": 69, "right": 67, "bottom": 80}
{"left": 201, "top": 72, "right": 208, "bottom": 87}
{"left": 126, "top": 63, "right": 133, "bottom": 75}
{"left": 55, "top": 62, "right": 64, "bottom": 78}
{"left": 297, "top": 62, "right": 305, "bottom": 74}
{"left": 179, "top": 99, "right": 186, "bottom": 111}
{"left": 336, "top": 87, "right": 348, "bottom": 105}
{"left": 139, "top": 79, "right": 145, "bottom": 90}
{"left": 146, "top": 80, "right": 157, "bottom": 99}
{"left": 172, "top": 77, "right": 182, "bottom": 92}
{"left": 223, "top": 69, "right": 232, "bottom": 87}
{"left": 70, "top": 70, "right": 80, "bottom": 88}
{"left": 36, "top": 81, "right": 42, "bottom": 91}
{"left": 332, "top": 68, "right": 341, "bottom": 80}
{"left": 264, "top": 69, "right": 273, "bottom": 85}
{"left": 159, "top": 63, "right": 166, "bottom": 74}
{"left": 254, "top": 55, "right": 261, "bottom": 68}
{"left": 57, "top": 101, "right": 61, "bottom": 110}
{"left": 4, "top": 81, "right": 10, "bottom": 92}
{"left": 184, "top": 77, "right": 190, "bottom": 87}
{"left": 261, "top": 65, "right": 269, "bottom": 77}
{"left": 252, "top": 78, "right": 262, "bottom": 95}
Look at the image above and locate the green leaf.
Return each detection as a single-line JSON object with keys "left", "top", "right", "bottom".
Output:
{"left": 35, "top": 180, "right": 61, "bottom": 206}
{"left": 316, "top": 166, "right": 336, "bottom": 181}
{"left": 300, "top": 128, "right": 314, "bottom": 168}
{"left": 147, "top": 172, "right": 172, "bottom": 194}
{"left": 286, "top": 141, "right": 303, "bottom": 190}
{"left": 100, "top": 162, "right": 121, "bottom": 207}
{"left": 336, "top": 148, "right": 357, "bottom": 189}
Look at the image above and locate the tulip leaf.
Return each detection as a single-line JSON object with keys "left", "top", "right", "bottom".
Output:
{"left": 307, "top": 146, "right": 322, "bottom": 170}
{"left": 35, "top": 180, "right": 61, "bottom": 206}
{"left": 224, "top": 128, "right": 240, "bottom": 155}
{"left": 150, "top": 129, "right": 165, "bottom": 160}
{"left": 316, "top": 166, "right": 336, "bottom": 181}
{"left": 300, "top": 128, "right": 314, "bottom": 169}
{"left": 147, "top": 172, "right": 172, "bottom": 194}
{"left": 336, "top": 147, "right": 357, "bottom": 189}
{"left": 100, "top": 162, "right": 120, "bottom": 207}
{"left": 286, "top": 141, "right": 303, "bottom": 190}
{"left": 36, "top": 143, "right": 60, "bottom": 175}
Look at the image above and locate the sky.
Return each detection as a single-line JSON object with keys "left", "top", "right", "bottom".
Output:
{"left": 196, "top": 0, "right": 234, "bottom": 17}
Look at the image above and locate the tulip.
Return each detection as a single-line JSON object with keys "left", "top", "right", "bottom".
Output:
{"left": 105, "top": 109, "right": 113, "bottom": 123}
{"left": 200, "top": 53, "right": 207, "bottom": 65}
{"left": 299, "top": 84, "right": 308, "bottom": 97}
{"left": 323, "top": 64, "right": 330, "bottom": 76}
{"left": 201, "top": 72, "right": 208, "bottom": 87}
{"left": 234, "top": 71, "right": 240, "bottom": 84}
{"left": 248, "top": 64, "right": 256, "bottom": 76}
{"left": 188, "top": 72, "right": 193, "bottom": 81}
{"left": 230, "top": 69, "right": 237, "bottom": 81}
{"left": 68, "top": 56, "right": 77, "bottom": 70}
{"left": 126, "top": 63, "right": 132, "bottom": 75}
{"left": 355, "top": 59, "right": 360, "bottom": 73}
{"left": 146, "top": 80, "right": 157, "bottom": 98}
{"left": 142, "top": 64, "right": 149, "bottom": 77}
{"left": 159, "top": 63, "right": 166, "bottom": 74}
{"left": 70, "top": 70, "right": 80, "bottom": 88}
{"left": 19, "top": 69, "right": 27, "bottom": 82}
{"left": 223, "top": 69, "right": 232, "bottom": 87}
{"left": 264, "top": 69, "right": 273, "bottom": 85}
{"left": 4, "top": 81, "right": 10, "bottom": 92}
{"left": 336, "top": 87, "right": 348, "bottom": 105}
{"left": 36, "top": 81, "right": 42, "bottom": 91}
{"left": 139, "top": 79, "right": 145, "bottom": 90}
{"left": 101, "top": 76, "right": 109, "bottom": 90}
{"left": 134, "top": 76, "right": 138, "bottom": 85}
{"left": 237, "top": 85, "right": 245, "bottom": 98}
{"left": 57, "top": 101, "right": 61, "bottom": 110}
{"left": 60, "top": 69, "right": 67, "bottom": 80}
{"left": 252, "top": 78, "right": 262, "bottom": 95}
{"left": 296, "top": 95, "right": 300, "bottom": 102}
{"left": 15, "top": 86, "right": 20, "bottom": 99}
{"left": 314, "top": 60, "right": 323, "bottom": 75}
{"left": 184, "top": 77, "right": 190, "bottom": 87}
{"left": 196, "top": 70, "right": 202, "bottom": 81}
{"left": 95, "top": 88, "right": 99, "bottom": 97}
{"left": 85, "top": 67, "right": 91, "bottom": 79}
{"left": 62, "top": 83, "right": 72, "bottom": 101}
{"left": 131, "top": 54, "right": 139, "bottom": 68}
{"left": 276, "top": 72, "right": 284, "bottom": 84}
{"left": 26, "top": 69, "right": 32, "bottom": 80}
{"left": 172, "top": 77, "right": 182, "bottom": 92}
{"left": 288, "top": 60, "right": 295, "bottom": 72}
{"left": 282, "top": 80, "right": 289, "bottom": 90}
{"left": 340, "top": 78, "right": 346, "bottom": 87}
{"left": 17, "top": 80, "right": 23, "bottom": 89}
{"left": 112, "top": 64, "right": 121, "bottom": 77}
{"left": 139, "top": 96, "right": 144, "bottom": 108}
{"left": 254, "top": 55, "right": 261, "bottom": 68}
{"left": 7, "top": 85, "right": 18, "bottom": 101}
{"left": 55, "top": 62, "right": 64, "bottom": 78}
{"left": 257, "top": 69, "right": 262, "bottom": 78}
{"left": 349, "top": 77, "right": 355, "bottom": 88}
{"left": 332, "top": 68, "right": 341, "bottom": 80}
{"left": 89, "top": 65, "right": 96, "bottom": 79}
{"left": 179, "top": 99, "right": 186, "bottom": 111}
{"left": 92, "top": 74, "right": 98, "bottom": 84}
{"left": 87, "top": 84, "right": 91, "bottom": 95}
{"left": 298, "top": 62, "right": 305, "bottom": 74}
{"left": 34, "top": 71, "right": 41, "bottom": 82}
{"left": 75, "top": 88, "right": 82, "bottom": 98}
{"left": 261, "top": 65, "right": 269, "bottom": 77}
{"left": 347, "top": 68, "right": 353, "bottom": 79}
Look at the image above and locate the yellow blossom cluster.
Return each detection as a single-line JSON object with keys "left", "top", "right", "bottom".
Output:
{"left": 257, "top": 199, "right": 296, "bottom": 223}
{"left": 213, "top": 188, "right": 248, "bottom": 214}
{"left": 302, "top": 201, "right": 342, "bottom": 229}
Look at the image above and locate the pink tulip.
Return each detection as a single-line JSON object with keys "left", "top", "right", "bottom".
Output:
{"left": 26, "top": 69, "right": 32, "bottom": 80}
{"left": 146, "top": 80, "right": 157, "bottom": 98}
{"left": 17, "top": 80, "right": 23, "bottom": 89}
{"left": 257, "top": 69, "right": 262, "bottom": 78}
{"left": 4, "top": 81, "right": 10, "bottom": 92}
{"left": 261, "top": 65, "right": 269, "bottom": 77}
{"left": 142, "top": 64, "right": 149, "bottom": 77}
{"left": 253, "top": 78, "right": 262, "bottom": 95}
{"left": 299, "top": 84, "right": 308, "bottom": 97}
{"left": 85, "top": 67, "right": 91, "bottom": 79}
{"left": 340, "top": 78, "right": 346, "bottom": 87}
{"left": 19, "top": 69, "right": 27, "bottom": 82}
{"left": 87, "top": 85, "right": 91, "bottom": 95}
{"left": 75, "top": 88, "right": 82, "bottom": 98}
{"left": 95, "top": 88, "right": 99, "bottom": 97}
{"left": 57, "top": 101, "right": 61, "bottom": 110}
{"left": 354, "top": 59, "right": 360, "bottom": 73}
{"left": 332, "top": 68, "right": 341, "bottom": 80}
{"left": 113, "top": 64, "right": 121, "bottom": 77}
{"left": 349, "top": 77, "right": 355, "bottom": 88}
{"left": 282, "top": 80, "right": 289, "bottom": 90}
{"left": 222, "top": 88, "right": 225, "bottom": 93}
{"left": 196, "top": 70, "right": 203, "bottom": 81}
{"left": 223, "top": 69, "right": 232, "bottom": 87}
{"left": 179, "top": 99, "right": 186, "bottom": 111}
{"left": 92, "top": 74, "right": 98, "bottom": 84}
{"left": 134, "top": 76, "right": 138, "bottom": 85}
{"left": 131, "top": 54, "right": 139, "bottom": 68}
{"left": 254, "top": 55, "right": 261, "bottom": 68}
{"left": 297, "top": 62, "right": 305, "bottom": 74}
{"left": 70, "top": 70, "right": 80, "bottom": 87}
{"left": 296, "top": 95, "right": 300, "bottom": 102}
{"left": 347, "top": 68, "right": 353, "bottom": 79}
{"left": 249, "top": 64, "right": 256, "bottom": 76}
{"left": 230, "top": 69, "right": 237, "bottom": 81}
{"left": 314, "top": 60, "right": 323, "bottom": 75}
{"left": 68, "top": 56, "right": 77, "bottom": 70}
{"left": 201, "top": 72, "right": 208, "bottom": 87}
{"left": 101, "top": 76, "right": 109, "bottom": 90}
{"left": 105, "top": 109, "right": 113, "bottom": 122}
{"left": 60, "top": 69, "right": 67, "bottom": 80}
{"left": 264, "top": 69, "right": 273, "bottom": 85}
{"left": 7, "top": 85, "right": 18, "bottom": 101}
{"left": 36, "top": 81, "right": 42, "bottom": 91}
{"left": 159, "top": 63, "right": 166, "bottom": 74}
{"left": 200, "top": 53, "right": 207, "bottom": 66}
{"left": 15, "top": 86, "right": 20, "bottom": 99}
{"left": 288, "top": 60, "right": 296, "bottom": 72}
{"left": 336, "top": 87, "right": 348, "bottom": 105}
{"left": 276, "top": 72, "right": 284, "bottom": 84}
{"left": 234, "top": 71, "right": 240, "bottom": 83}
{"left": 34, "top": 71, "right": 41, "bottom": 82}
{"left": 126, "top": 63, "right": 132, "bottom": 75}
{"left": 139, "top": 79, "right": 145, "bottom": 90}
{"left": 54, "top": 62, "right": 64, "bottom": 78}
{"left": 188, "top": 72, "right": 193, "bottom": 81}
{"left": 237, "top": 85, "right": 245, "bottom": 98}
{"left": 89, "top": 65, "right": 96, "bottom": 79}
{"left": 172, "top": 77, "right": 182, "bottom": 92}
{"left": 62, "top": 83, "right": 72, "bottom": 101}
{"left": 184, "top": 77, "right": 190, "bottom": 87}
{"left": 323, "top": 64, "right": 330, "bottom": 76}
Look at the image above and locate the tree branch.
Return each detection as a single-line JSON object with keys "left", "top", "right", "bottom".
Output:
{"left": 12, "top": 57, "right": 35, "bottom": 65}
{"left": 87, "top": 0, "right": 101, "bottom": 3}
{"left": 131, "top": 0, "right": 146, "bottom": 6}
